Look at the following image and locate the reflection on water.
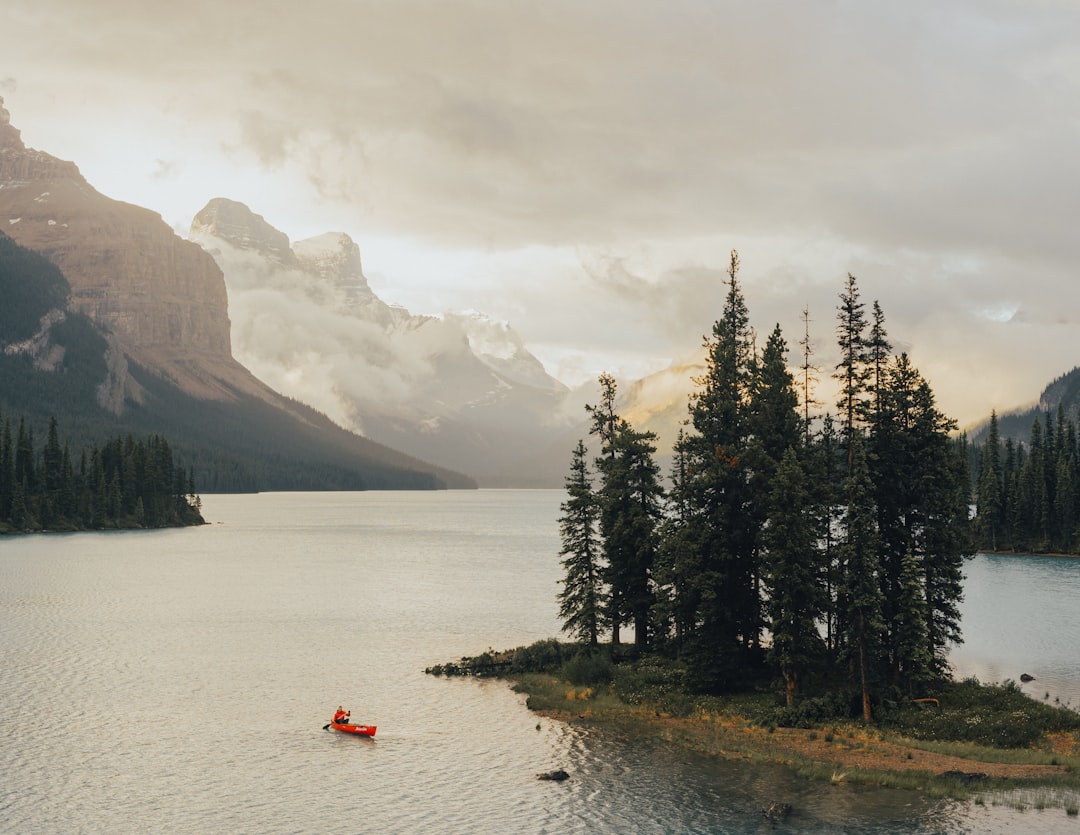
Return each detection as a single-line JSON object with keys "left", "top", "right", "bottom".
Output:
{"left": 1, "top": 494, "right": 1079, "bottom": 832}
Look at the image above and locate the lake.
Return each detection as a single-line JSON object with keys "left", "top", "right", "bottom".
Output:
{"left": 1, "top": 490, "right": 1078, "bottom": 833}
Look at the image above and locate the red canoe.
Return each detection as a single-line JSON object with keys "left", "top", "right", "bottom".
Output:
{"left": 330, "top": 721, "right": 376, "bottom": 737}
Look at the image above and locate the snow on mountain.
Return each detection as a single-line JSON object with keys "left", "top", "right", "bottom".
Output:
{"left": 190, "top": 198, "right": 577, "bottom": 485}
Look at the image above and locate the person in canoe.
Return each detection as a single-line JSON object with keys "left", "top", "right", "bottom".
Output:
{"left": 333, "top": 706, "right": 351, "bottom": 725}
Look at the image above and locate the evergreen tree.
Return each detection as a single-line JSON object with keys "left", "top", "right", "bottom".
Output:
{"left": 976, "top": 411, "right": 1004, "bottom": 550}
{"left": 763, "top": 446, "right": 826, "bottom": 707}
{"left": 837, "top": 437, "right": 885, "bottom": 722}
{"left": 835, "top": 274, "right": 869, "bottom": 474}
{"left": 894, "top": 550, "right": 932, "bottom": 695}
{"left": 585, "top": 373, "right": 664, "bottom": 651}
{"left": 870, "top": 353, "right": 968, "bottom": 682}
{"left": 586, "top": 372, "right": 626, "bottom": 645}
{"left": 747, "top": 324, "right": 804, "bottom": 648}
{"left": 557, "top": 440, "right": 605, "bottom": 646}
{"left": 654, "top": 429, "right": 696, "bottom": 654}
{"left": 809, "top": 413, "right": 843, "bottom": 658}
{"left": 0, "top": 418, "right": 14, "bottom": 520}
{"left": 679, "top": 250, "right": 761, "bottom": 690}
{"left": 15, "top": 417, "right": 34, "bottom": 494}
{"left": 865, "top": 300, "right": 892, "bottom": 421}
{"left": 797, "top": 307, "right": 820, "bottom": 443}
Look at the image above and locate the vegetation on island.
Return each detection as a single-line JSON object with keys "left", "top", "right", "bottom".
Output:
{"left": 0, "top": 410, "right": 203, "bottom": 533}
{"left": 430, "top": 256, "right": 1080, "bottom": 797}
{"left": 550, "top": 259, "right": 970, "bottom": 716}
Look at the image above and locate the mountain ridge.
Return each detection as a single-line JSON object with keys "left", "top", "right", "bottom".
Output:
{"left": 189, "top": 197, "right": 578, "bottom": 485}
{"left": 0, "top": 97, "right": 473, "bottom": 490}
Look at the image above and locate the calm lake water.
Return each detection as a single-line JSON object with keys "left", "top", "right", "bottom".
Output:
{"left": 2, "top": 490, "right": 1079, "bottom": 833}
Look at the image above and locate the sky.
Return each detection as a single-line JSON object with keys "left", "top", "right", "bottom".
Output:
{"left": 4, "top": 0, "right": 1080, "bottom": 429}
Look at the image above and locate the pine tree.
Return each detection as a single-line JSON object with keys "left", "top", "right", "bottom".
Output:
{"left": 835, "top": 274, "right": 869, "bottom": 475}
{"left": 0, "top": 418, "right": 14, "bottom": 521}
{"left": 597, "top": 422, "right": 664, "bottom": 651}
{"left": 797, "top": 307, "right": 820, "bottom": 443}
{"left": 894, "top": 550, "right": 932, "bottom": 695}
{"left": 763, "top": 446, "right": 826, "bottom": 707}
{"left": 557, "top": 440, "right": 605, "bottom": 647}
{"left": 654, "top": 430, "right": 697, "bottom": 654}
{"left": 747, "top": 324, "right": 803, "bottom": 650}
{"left": 586, "top": 372, "right": 626, "bottom": 645}
{"left": 837, "top": 437, "right": 885, "bottom": 722}
{"left": 679, "top": 250, "right": 761, "bottom": 690}
{"left": 865, "top": 300, "right": 892, "bottom": 421}
{"left": 976, "top": 411, "right": 1004, "bottom": 550}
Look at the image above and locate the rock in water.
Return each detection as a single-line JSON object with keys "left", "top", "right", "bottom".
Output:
{"left": 762, "top": 801, "right": 792, "bottom": 823}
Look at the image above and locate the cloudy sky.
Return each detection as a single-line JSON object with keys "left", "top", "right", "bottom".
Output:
{"left": 4, "top": 0, "right": 1080, "bottom": 428}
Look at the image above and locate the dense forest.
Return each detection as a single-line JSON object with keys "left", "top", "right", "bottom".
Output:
{"left": 973, "top": 407, "right": 1080, "bottom": 554}
{"left": 557, "top": 256, "right": 972, "bottom": 720}
{"left": 0, "top": 410, "right": 203, "bottom": 533}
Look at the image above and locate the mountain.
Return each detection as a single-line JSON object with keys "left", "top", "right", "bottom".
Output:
{"left": 0, "top": 97, "right": 473, "bottom": 491}
{"left": 969, "top": 366, "right": 1080, "bottom": 446}
{"left": 189, "top": 198, "right": 578, "bottom": 486}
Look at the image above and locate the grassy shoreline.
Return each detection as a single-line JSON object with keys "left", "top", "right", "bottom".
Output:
{"left": 427, "top": 641, "right": 1080, "bottom": 801}
{"left": 509, "top": 672, "right": 1080, "bottom": 799}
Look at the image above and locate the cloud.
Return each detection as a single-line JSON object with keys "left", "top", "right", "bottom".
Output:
{"left": 5, "top": 0, "right": 1080, "bottom": 427}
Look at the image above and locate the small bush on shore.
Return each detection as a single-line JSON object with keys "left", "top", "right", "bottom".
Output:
{"left": 878, "top": 677, "right": 1080, "bottom": 749}
{"left": 561, "top": 650, "right": 614, "bottom": 686}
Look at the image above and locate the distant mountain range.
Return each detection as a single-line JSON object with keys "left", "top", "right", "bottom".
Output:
{"left": 0, "top": 96, "right": 472, "bottom": 491}
{"left": 188, "top": 198, "right": 583, "bottom": 486}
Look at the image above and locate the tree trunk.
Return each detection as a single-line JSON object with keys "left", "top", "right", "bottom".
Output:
{"left": 859, "top": 612, "right": 872, "bottom": 722}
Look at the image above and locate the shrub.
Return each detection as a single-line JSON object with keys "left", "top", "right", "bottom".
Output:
{"left": 561, "top": 650, "right": 614, "bottom": 686}
{"left": 506, "top": 639, "right": 568, "bottom": 674}
{"left": 878, "top": 677, "right": 1080, "bottom": 748}
{"left": 613, "top": 657, "right": 684, "bottom": 701}
{"left": 762, "top": 690, "right": 852, "bottom": 729}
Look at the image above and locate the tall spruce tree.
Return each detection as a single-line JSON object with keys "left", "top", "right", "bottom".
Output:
{"left": 747, "top": 324, "right": 804, "bottom": 645}
{"left": 894, "top": 550, "right": 932, "bottom": 695}
{"left": 837, "top": 437, "right": 885, "bottom": 722}
{"left": 976, "top": 411, "right": 1004, "bottom": 551}
{"left": 586, "top": 373, "right": 664, "bottom": 650}
{"left": 600, "top": 423, "right": 664, "bottom": 650}
{"left": 835, "top": 274, "right": 869, "bottom": 475}
{"left": 557, "top": 440, "right": 606, "bottom": 647}
{"left": 763, "top": 446, "right": 826, "bottom": 707}
{"left": 869, "top": 353, "right": 968, "bottom": 681}
{"left": 587, "top": 372, "right": 626, "bottom": 645}
{"left": 654, "top": 429, "right": 697, "bottom": 654}
{"left": 679, "top": 250, "right": 761, "bottom": 690}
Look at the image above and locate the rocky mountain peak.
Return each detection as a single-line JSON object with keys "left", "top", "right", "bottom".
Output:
{"left": 190, "top": 198, "right": 294, "bottom": 264}
{"left": 0, "top": 99, "right": 241, "bottom": 403}
{"left": 0, "top": 96, "right": 81, "bottom": 183}
{"left": 0, "top": 96, "right": 19, "bottom": 145}
{"left": 293, "top": 232, "right": 364, "bottom": 280}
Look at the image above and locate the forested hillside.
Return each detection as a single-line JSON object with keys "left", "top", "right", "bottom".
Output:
{"left": 972, "top": 407, "right": 1080, "bottom": 554}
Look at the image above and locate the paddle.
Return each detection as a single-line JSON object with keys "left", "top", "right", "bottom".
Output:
{"left": 322, "top": 723, "right": 332, "bottom": 731}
